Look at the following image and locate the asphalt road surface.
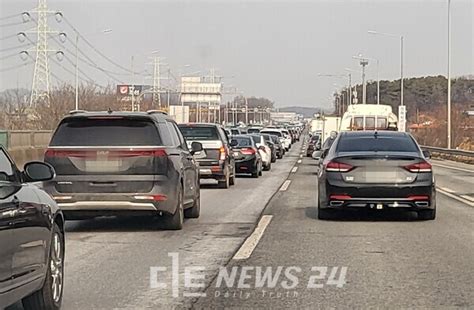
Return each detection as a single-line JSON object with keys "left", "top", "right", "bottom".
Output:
{"left": 8, "top": 138, "right": 474, "bottom": 309}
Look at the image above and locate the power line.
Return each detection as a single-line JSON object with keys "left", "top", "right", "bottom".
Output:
{"left": 0, "top": 20, "right": 30, "bottom": 28}
{"left": 0, "top": 13, "right": 22, "bottom": 21}
{"left": 0, "top": 33, "right": 19, "bottom": 41}
{"left": 62, "top": 15, "right": 147, "bottom": 75}
{"left": 0, "top": 42, "right": 34, "bottom": 53}
{"left": 0, "top": 60, "right": 34, "bottom": 73}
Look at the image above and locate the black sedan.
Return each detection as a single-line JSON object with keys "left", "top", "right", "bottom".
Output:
{"left": 230, "top": 135, "right": 263, "bottom": 178}
{"left": 315, "top": 131, "right": 436, "bottom": 220}
{"left": 0, "top": 146, "right": 64, "bottom": 309}
{"left": 306, "top": 134, "right": 321, "bottom": 157}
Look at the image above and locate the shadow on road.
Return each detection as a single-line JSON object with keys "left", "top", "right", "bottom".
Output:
{"left": 305, "top": 207, "right": 421, "bottom": 221}
{"left": 65, "top": 215, "right": 188, "bottom": 233}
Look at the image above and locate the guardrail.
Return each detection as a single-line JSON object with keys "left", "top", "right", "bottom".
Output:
{"left": 0, "top": 130, "right": 53, "bottom": 150}
{"left": 421, "top": 145, "right": 474, "bottom": 164}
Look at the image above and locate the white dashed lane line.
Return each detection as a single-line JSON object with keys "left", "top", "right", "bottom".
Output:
{"left": 279, "top": 180, "right": 292, "bottom": 191}
{"left": 291, "top": 167, "right": 298, "bottom": 173}
{"left": 233, "top": 215, "right": 273, "bottom": 260}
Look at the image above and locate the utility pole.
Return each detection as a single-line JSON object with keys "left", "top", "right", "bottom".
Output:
{"left": 359, "top": 59, "right": 369, "bottom": 104}
{"left": 447, "top": 0, "right": 452, "bottom": 148}
{"left": 131, "top": 56, "right": 135, "bottom": 111}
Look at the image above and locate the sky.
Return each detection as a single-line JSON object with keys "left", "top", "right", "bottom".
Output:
{"left": 0, "top": 0, "right": 472, "bottom": 108}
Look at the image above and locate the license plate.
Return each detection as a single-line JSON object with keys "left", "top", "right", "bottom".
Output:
{"left": 233, "top": 152, "right": 240, "bottom": 157}
{"left": 85, "top": 160, "right": 121, "bottom": 172}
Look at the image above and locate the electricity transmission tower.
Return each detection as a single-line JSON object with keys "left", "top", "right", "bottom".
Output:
{"left": 28, "top": 0, "right": 62, "bottom": 106}
{"left": 151, "top": 56, "right": 162, "bottom": 108}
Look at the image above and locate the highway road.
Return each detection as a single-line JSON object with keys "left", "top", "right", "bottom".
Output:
{"left": 8, "top": 138, "right": 474, "bottom": 309}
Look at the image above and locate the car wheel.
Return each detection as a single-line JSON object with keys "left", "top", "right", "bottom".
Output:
{"left": 22, "top": 223, "right": 64, "bottom": 310}
{"left": 184, "top": 186, "right": 200, "bottom": 218}
{"left": 418, "top": 209, "right": 436, "bottom": 220}
{"left": 264, "top": 162, "right": 271, "bottom": 171}
{"left": 218, "top": 170, "right": 230, "bottom": 189}
{"left": 165, "top": 185, "right": 184, "bottom": 230}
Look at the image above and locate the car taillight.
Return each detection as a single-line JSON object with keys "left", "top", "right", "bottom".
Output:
{"left": 45, "top": 148, "right": 167, "bottom": 158}
{"left": 45, "top": 149, "right": 89, "bottom": 158}
{"left": 240, "top": 148, "right": 256, "bottom": 155}
{"left": 407, "top": 195, "right": 429, "bottom": 200}
{"left": 326, "top": 161, "right": 354, "bottom": 172}
{"left": 329, "top": 194, "right": 352, "bottom": 200}
{"left": 219, "top": 146, "right": 227, "bottom": 160}
{"left": 134, "top": 194, "right": 168, "bottom": 201}
{"left": 404, "top": 161, "right": 432, "bottom": 173}
{"left": 113, "top": 149, "right": 167, "bottom": 158}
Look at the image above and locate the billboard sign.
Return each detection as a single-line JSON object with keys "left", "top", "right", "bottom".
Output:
{"left": 117, "top": 85, "right": 148, "bottom": 102}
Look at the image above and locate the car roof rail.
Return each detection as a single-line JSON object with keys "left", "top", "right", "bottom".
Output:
{"left": 69, "top": 110, "right": 87, "bottom": 115}
{"left": 147, "top": 110, "right": 168, "bottom": 115}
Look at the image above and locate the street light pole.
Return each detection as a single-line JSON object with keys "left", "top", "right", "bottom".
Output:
{"left": 400, "top": 35, "right": 404, "bottom": 107}
{"left": 447, "top": 0, "right": 452, "bottom": 149}
{"left": 74, "top": 33, "right": 79, "bottom": 110}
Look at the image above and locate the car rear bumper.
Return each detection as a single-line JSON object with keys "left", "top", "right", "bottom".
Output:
{"left": 320, "top": 181, "right": 435, "bottom": 211}
{"left": 44, "top": 180, "right": 179, "bottom": 215}
{"left": 198, "top": 161, "right": 226, "bottom": 179}
{"left": 235, "top": 158, "right": 258, "bottom": 173}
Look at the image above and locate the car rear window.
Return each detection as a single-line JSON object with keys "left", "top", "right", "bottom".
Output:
{"left": 178, "top": 126, "right": 219, "bottom": 140}
{"left": 247, "top": 128, "right": 261, "bottom": 134}
{"left": 261, "top": 130, "right": 281, "bottom": 137}
{"left": 249, "top": 135, "right": 260, "bottom": 144}
{"left": 50, "top": 118, "right": 161, "bottom": 146}
{"left": 337, "top": 135, "right": 419, "bottom": 153}
{"left": 233, "top": 137, "right": 252, "bottom": 147}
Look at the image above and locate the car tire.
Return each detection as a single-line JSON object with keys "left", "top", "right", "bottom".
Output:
{"left": 418, "top": 209, "right": 436, "bottom": 220}
{"left": 22, "top": 223, "right": 64, "bottom": 310}
{"left": 184, "top": 186, "right": 200, "bottom": 219}
{"left": 218, "top": 171, "right": 230, "bottom": 189}
{"left": 258, "top": 163, "right": 263, "bottom": 176}
{"left": 278, "top": 154, "right": 283, "bottom": 159}
{"left": 264, "top": 162, "right": 271, "bottom": 171}
{"left": 165, "top": 185, "right": 184, "bottom": 230}
{"left": 229, "top": 172, "right": 236, "bottom": 186}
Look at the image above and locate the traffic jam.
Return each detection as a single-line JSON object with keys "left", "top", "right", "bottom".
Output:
{"left": 0, "top": 110, "right": 305, "bottom": 309}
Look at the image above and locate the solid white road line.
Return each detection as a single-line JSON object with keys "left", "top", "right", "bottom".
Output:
{"left": 279, "top": 180, "right": 292, "bottom": 191}
{"left": 460, "top": 194, "right": 474, "bottom": 202}
{"left": 432, "top": 163, "right": 474, "bottom": 173}
{"left": 233, "top": 215, "right": 273, "bottom": 260}
{"left": 438, "top": 186, "right": 455, "bottom": 193}
{"left": 291, "top": 167, "right": 298, "bottom": 173}
{"left": 437, "top": 188, "right": 474, "bottom": 207}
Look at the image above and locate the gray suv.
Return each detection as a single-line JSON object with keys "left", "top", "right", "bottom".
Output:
{"left": 44, "top": 110, "right": 203, "bottom": 230}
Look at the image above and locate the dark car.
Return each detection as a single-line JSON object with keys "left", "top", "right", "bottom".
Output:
{"left": 316, "top": 131, "right": 436, "bottom": 220}
{"left": 261, "top": 134, "right": 277, "bottom": 163}
{"left": 0, "top": 146, "right": 65, "bottom": 310}
{"left": 230, "top": 135, "right": 263, "bottom": 178}
{"left": 178, "top": 123, "right": 236, "bottom": 188}
{"left": 269, "top": 134, "right": 284, "bottom": 159}
{"left": 44, "top": 110, "right": 203, "bottom": 230}
{"left": 306, "top": 134, "right": 321, "bottom": 157}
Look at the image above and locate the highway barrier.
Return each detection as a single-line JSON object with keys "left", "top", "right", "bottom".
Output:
{"left": 1, "top": 130, "right": 52, "bottom": 168}
{"left": 421, "top": 146, "right": 474, "bottom": 165}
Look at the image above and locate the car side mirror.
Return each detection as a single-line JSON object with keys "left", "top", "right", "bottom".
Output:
{"left": 229, "top": 139, "right": 238, "bottom": 147}
{"left": 23, "top": 162, "right": 55, "bottom": 182}
{"left": 312, "top": 150, "right": 323, "bottom": 160}
{"left": 422, "top": 150, "right": 431, "bottom": 159}
{"left": 190, "top": 142, "right": 203, "bottom": 155}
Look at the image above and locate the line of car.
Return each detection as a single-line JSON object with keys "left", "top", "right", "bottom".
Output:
{"left": 0, "top": 110, "right": 304, "bottom": 309}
